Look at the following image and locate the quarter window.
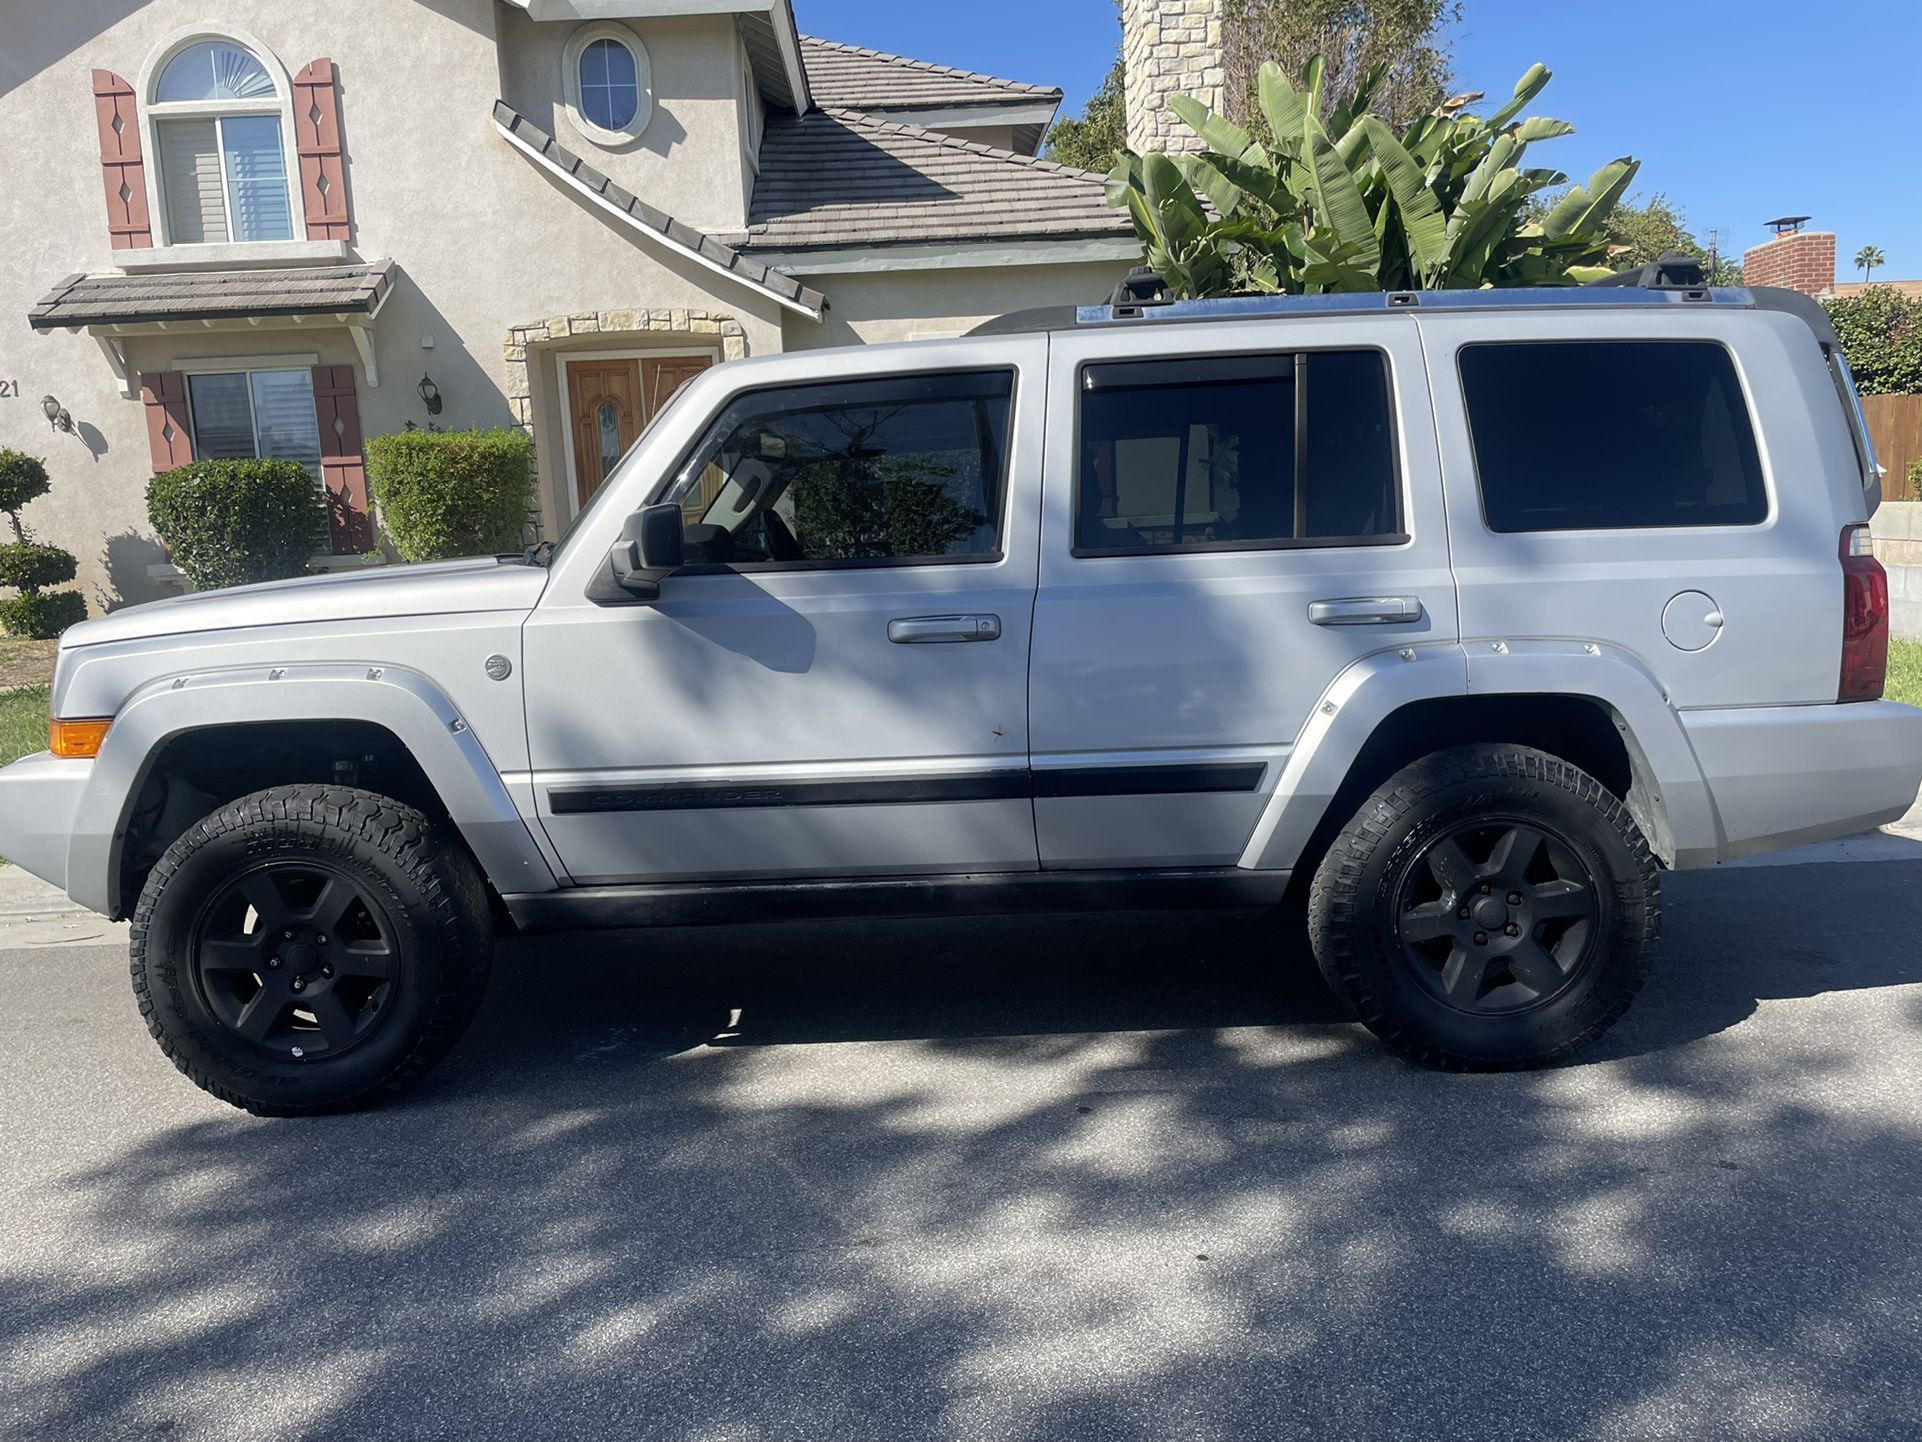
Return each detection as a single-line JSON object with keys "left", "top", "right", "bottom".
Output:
{"left": 186, "top": 369, "right": 322, "bottom": 479}
{"left": 150, "top": 40, "right": 293, "bottom": 243}
{"left": 666, "top": 371, "right": 1014, "bottom": 568}
{"left": 1459, "top": 341, "right": 1768, "bottom": 532}
{"left": 1075, "top": 349, "right": 1400, "bottom": 554}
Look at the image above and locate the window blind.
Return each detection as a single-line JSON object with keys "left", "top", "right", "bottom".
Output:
{"left": 186, "top": 373, "right": 254, "bottom": 458}
{"left": 221, "top": 115, "right": 293, "bottom": 241}
{"left": 158, "top": 118, "right": 229, "bottom": 244}
{"left": 249, "top": 371, "right": 322, "bottom": 478}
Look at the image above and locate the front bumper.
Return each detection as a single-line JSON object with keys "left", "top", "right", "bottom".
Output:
{"left": 1681, "top": 699, "right": 1922, "bottom": 864}
{"left": 0, "top": 752, "right": 92, "bottom": 897}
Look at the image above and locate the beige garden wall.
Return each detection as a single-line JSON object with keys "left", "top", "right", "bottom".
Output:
{"left": 781, "top": 260, "right": 1136, "bottom": 350}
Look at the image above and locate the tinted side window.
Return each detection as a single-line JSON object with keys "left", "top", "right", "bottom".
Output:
{"left": 667, "top": 371, "right": 1012, "bottom": 567}
{"left": 1075, "top": 349, "right": 1399, "bottom": 554}
{"left": 1459, "top": 341, "right": 1767, "bottom": 533}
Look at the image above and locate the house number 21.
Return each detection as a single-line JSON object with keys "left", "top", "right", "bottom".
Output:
{"left": 0, "top": 381, "right": 20, "bottom": 398}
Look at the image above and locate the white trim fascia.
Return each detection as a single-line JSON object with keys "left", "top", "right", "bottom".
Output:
{"left": 767, "top": 0, "right": 811, "bottom": 113}
{"left": 496, "top": 116, "right": 823, "bottom": 320}
{"left": 513, "top": 1, "right": 776, "bottom": 19}
{"left": 866, "top": 102, "right": 1062, "bottom": 132}
{"left": 175, "top": 352, "right": 320, "bottom": 372}
{"left": 111, "top": 239, "right": 349, "bottom": 273}
{"left": 757, "top": 236, "right": 1141, "bottom": 276}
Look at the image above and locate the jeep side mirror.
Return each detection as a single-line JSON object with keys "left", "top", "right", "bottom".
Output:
{"left": 608, "top": 502, "right": 685, "bottom": 601}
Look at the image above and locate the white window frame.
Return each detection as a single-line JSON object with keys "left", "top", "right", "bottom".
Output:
{"left": 180, "top": 363, "right": 323, "bottom": 479}
{"left": 137, "top": 25, "right": 302, "bottom": 249}
{"left": 740, "top": 50, "right": 764, "bottom": 173}
{"left": 561, "top": 21, "right": 653, "bottom": 149}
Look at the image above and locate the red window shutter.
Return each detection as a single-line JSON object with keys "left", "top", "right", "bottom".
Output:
{"left": 293, "top": 60, "right": 351, "bottom": 242}
{"left": 139, "top": 372, "right": 192, "bottom": 472}
{"left": 92, "top": 70, "right": 151, "bottom": 250}
{"left": 313, "top": 365, "right": 372, "bottom": 553}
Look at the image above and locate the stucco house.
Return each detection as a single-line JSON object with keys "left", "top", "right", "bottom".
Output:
{"left": 1, "top": 0, "right": 1228, "bottom": 609}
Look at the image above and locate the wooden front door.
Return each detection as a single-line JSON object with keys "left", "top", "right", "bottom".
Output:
{"left": 566, "top": 355, "right": 714, "bottom": 511}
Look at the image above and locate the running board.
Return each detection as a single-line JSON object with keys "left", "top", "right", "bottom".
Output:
{"left": 501, "top": 868, "right": 1291, "bottom": 933}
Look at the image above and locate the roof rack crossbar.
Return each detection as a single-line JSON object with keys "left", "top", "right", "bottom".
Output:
{"left": 1072, "top": 286, "right": 1750, "bottom": 326}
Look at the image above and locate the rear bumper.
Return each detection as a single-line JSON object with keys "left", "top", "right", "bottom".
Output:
{"left": 1680, "top": 700, "right": 1922, "bottom": 865}
{"left": 0, "top": 752, "right": 92, "bottom": 897}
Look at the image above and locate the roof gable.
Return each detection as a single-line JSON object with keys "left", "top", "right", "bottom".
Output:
{"left": 799, "top": 35, "right": 1061, "bottom": 113}
{"left": 741, "top": 109, "right": 1130, "bottom": 253}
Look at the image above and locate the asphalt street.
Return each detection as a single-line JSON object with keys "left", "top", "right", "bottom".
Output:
{"left": 2, "top": 849, "right": 1921, "bottom": 1442}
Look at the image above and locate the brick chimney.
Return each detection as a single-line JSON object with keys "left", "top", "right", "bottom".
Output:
{"left": 1122, "top": 0, "right": 1228, "bottom": 154}
{"left": 1743, "top": 218, "right": 1837, "bottom": 296}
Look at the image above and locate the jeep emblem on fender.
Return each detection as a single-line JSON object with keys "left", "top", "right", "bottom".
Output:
{"left": 485, "top": 655, "right": 513, "bottom": 682}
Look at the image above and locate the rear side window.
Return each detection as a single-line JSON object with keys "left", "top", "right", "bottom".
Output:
{"left": 1075, "top": 349, "right": 1400, "bottom": 554}
{"left": 1459, "top": 341, "right": 1768, "bottom": 533}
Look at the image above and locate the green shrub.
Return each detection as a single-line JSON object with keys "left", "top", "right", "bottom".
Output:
{"left": 147, "top": 459, "right": 326, "bottom": 591}
{"left": 0, "top": 591, "right": 86, "bottom": 640}
{"left": 0, "top": 449, "right": 83, "bottom": 638}
{"left": 0, "top": 544, "right": 78, "bottom": 592}
{"left": 364, "top": 428, "right": 535, "bottom": 563}
{"left": 0, "top": 449, "right": 51, "bottom": 522}
{"left": 1910, "top": 458, "right": 1922, "bottom": 501}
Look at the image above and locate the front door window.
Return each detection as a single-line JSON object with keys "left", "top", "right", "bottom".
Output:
{"left": 565, "top": 355, "right": 714, "bottom": 513}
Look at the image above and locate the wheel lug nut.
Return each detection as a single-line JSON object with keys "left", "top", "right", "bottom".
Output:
{"left": 1508, "top": 893, "right": 1522, "bottom": 906}
{"left": 1458, "top": 907, "right": 1471, "bottom": 920}
{"left": 1505, "top": 923, "right": 1521, "bottom": 937}
{"left": 291, "top": 978, "right": 305, "bottom": 993}
{"left": 321, "top": 965, "right": 334, "bottom": 978}
{"left": 1480, "top": 884, "right": 1492, "bottom": 894}
{"left": 316, "top": 935, "right": 328, "bottom": 946}
{"left": 267, "top": 957, "right": 281, "bottom": 969}
{"left": 1473, "top": 931, "right": 1488, "bottom": 945}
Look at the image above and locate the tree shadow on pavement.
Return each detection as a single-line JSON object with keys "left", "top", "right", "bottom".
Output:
{"left": 1, "top": 861, "right": 1918, "bottom": 1441}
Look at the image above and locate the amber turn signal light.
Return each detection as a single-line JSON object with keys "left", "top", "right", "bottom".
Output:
{"left": 49, "top": 718, "right": 112, "bottom": 760}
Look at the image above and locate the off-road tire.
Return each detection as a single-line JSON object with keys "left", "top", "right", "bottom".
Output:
{"left": 1308, "top": 744, "right": 1660, "bottom": 1070}
{"left": 130, "top": 785, "right": 492, "bottom": 1115}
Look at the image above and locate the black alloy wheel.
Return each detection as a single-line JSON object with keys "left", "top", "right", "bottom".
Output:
{"left": 1392, "top": 818, "right": 1600, "bottom": 1016}
{"left": 190, "top": 864, "right": 401, "bottom": 1061}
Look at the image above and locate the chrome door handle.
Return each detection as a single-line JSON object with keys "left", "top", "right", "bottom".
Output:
{"left": 1307, "top": 596, "right": 1424, "bottom": 626}
{"left": 887, "top": 614, "right": 1003, "bottom": 644}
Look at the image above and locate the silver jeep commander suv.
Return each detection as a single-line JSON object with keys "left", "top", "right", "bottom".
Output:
{"left": 3, "top": 276, "right": 1918, "bottom": 1115}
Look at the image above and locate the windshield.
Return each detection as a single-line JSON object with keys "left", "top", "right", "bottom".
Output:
{"left": 547, "top": 375, "right": 704, "bottom": 560}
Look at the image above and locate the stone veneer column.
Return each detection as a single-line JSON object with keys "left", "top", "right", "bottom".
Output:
{"left": 1122, "top": 0, "right": 1227, "bottom": 154}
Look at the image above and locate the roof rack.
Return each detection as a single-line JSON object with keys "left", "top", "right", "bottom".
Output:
{"left": 1067, "top": 285, "right": 1742, "bottom": 328}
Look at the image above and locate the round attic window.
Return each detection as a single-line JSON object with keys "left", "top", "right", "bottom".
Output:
{"left": 563, "top": 24, "right": 652, "bottom": 147}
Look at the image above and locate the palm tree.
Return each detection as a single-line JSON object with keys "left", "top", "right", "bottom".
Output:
{"left": 1855, "top": 244, "right": 1886, "bottom": 282}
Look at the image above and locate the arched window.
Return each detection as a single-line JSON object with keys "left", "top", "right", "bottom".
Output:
{"left": 563, "top": 24, "right": 652, "bottom": 146}
{"left": 146, "top": 36, "right": 294, "bottom": 244}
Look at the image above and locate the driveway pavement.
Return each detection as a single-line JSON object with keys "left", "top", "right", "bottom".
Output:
{"left": 2, "top": 835, "right": 1920, "bottom": 1442}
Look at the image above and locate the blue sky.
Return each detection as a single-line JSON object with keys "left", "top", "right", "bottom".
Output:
{"left": 797, "top": 0, "right": 1922, "bottom": 279}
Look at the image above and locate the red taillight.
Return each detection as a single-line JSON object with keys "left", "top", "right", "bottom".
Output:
{"left": 1839, "top": 524, "right": 1888, "bottom": 703}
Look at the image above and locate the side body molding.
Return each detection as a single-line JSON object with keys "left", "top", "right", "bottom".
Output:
{"left": 66, "top": 663, "right": 559, "bottom": 917}
{"left": 1237, "top": 641, "right": 1724, "bottom": 874}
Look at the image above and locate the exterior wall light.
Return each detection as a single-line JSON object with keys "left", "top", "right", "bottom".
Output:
{"left": 41, "top": 395, "right": 74, "bottom": 433}
{"left": 418, "top": 375, "right": 442, "bottom": 416}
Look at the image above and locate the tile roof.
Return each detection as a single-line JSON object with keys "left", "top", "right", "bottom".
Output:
{"left": 492, "top": 102, "right": 827, "bottom": 316}
{"left": 799, "top": 36, "right": 1061, "bottom": 113}
{"left": 29, "top": 261, "right": 395, "bottom": 329}
{"left": 739, "top": 109, "right": 1134, "bottom": 252}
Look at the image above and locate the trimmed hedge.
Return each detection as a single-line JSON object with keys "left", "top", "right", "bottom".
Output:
{"left": 0, "top": 449, "right": 51, "bottom": 519}
{"left": 0, "top": 543, "right": 79, "bottom": 592}
{"left": 364, "top": 428, "right": 535, "bottom": 562}
{"left": 147, "top": 459, "right": 327, "bottom": 591}
{"left": 0, "top": 448, "right": 83, "bottom": 639}
{"left": 0, "top": 591, "right": 86, "bottom": 640}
